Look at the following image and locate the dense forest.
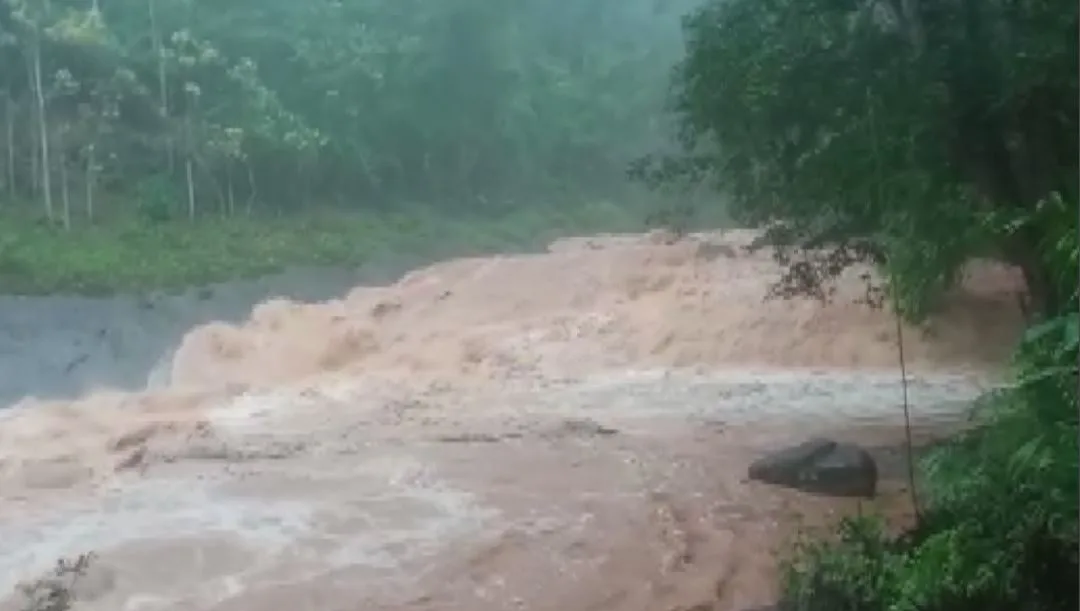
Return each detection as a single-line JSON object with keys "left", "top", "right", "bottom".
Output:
{"left": 0, "top": 0, "right": 691, "bottom": 224}
{"left": 0, "top": 0, "right": 705, "bottom": 292}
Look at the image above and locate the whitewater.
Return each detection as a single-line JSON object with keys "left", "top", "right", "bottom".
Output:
{"left": 0, "top": 229, "right": 1024, "bottom": 611}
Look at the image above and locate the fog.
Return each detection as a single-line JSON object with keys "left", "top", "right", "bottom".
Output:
{"left": 1, "top": 0, "right": 702, "bottom": 212}
{"left": 0, "top": 0, "right": 704, "bottom": 405}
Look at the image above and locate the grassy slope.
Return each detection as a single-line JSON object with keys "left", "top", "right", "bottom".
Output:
{"left": 0, "top": 199, "right": 653, "bottom": 295}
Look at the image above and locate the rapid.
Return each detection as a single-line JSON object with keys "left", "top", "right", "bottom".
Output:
{"left": 0, "top": 229, "right": 1025, "bottom": 611}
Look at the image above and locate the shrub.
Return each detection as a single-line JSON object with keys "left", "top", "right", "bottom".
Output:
{"left": 779, "top": 312, "right": 1079, "bottom": 611}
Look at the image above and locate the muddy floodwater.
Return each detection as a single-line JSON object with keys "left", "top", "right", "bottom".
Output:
{"left": 0, "top": 230, "right": 1023, "bottom": 611}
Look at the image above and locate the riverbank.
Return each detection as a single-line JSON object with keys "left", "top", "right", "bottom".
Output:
{"left": 0, "top": 199, "right": 652, "bottom": 296}
{"left": 0, "top": 199, "right": 657, "bottom": 406}
{"left": 777, "top": 311, "right": 1078, "bottom": 611}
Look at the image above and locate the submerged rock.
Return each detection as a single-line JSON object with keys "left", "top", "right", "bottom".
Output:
{"left": 747, "top": 438, "right": 878, "bottom": 498}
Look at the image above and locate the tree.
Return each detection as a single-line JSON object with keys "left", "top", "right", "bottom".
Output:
{"left": 0, "top": 0, "right": 694, "bottom": 222}
{"left": 638, "top": 0, "right": 1078, "bottom": 319}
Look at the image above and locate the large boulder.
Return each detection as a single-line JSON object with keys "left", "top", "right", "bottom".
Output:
{"left": 747, "top": 438, "right": 878, "bottom": 498}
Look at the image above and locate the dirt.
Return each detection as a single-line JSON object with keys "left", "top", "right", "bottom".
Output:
{"left": 0, "top": 229, "right": 1024, "bottom": 611}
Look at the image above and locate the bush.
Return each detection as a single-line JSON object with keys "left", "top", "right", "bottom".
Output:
{"left": 779, "top": 312, "right": 1079, "bottom": 611}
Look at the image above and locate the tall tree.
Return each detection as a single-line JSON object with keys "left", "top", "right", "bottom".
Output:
{"left": 639, "top": 0, "right": 1078, "bottom": 318}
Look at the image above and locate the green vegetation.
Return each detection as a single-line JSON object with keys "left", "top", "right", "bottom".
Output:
{"left": 779, "top": 306, "right": 1078, "bottom": 611}
{"left": 0, "top": 0, "right": 697, "bottom": 293}
{"left": 646, "top": 0, "right": 1078, "bottom": 608}
{"left": 0, "top": 198, "right": 651, "bottom": 294}
{"left": 638, "top": 0, "right": 1077, "bottom": 320}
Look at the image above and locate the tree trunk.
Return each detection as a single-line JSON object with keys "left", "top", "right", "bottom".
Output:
{"left": 59, "top": 149, "right": 71, "bottom": 231}
{"left": 25, "top": 58, "right": 38, "bottom": 197}
{"left": 296, "top": 157, "right": 306, "bottom": 210}
{"left": 4, "top": 93, "right": 14, "bottom": 200}
{"left": 192, "top": 153, "right": 226, "bottom": 210}
{"left": 149, "top": 0, "right": 173, "bottom": 172}
{"left": 31, "top": 39, "right": 53, "bottom": 222}
{"left": 245, "top": 160, "right": 256, "bottom": 215}
{"left": 186, "top": 156, "right": 196, "bottom": 221}
{"left": 29, "top": 129, "right": 38, "bottom": 196}
{"left": 85, "top": 143, "right": 95, "bottom": 222}
{"left": 226, "top": 163, "right": 235, "bottom": 217}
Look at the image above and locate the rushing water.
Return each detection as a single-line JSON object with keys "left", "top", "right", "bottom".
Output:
{"left": 0, "top": 230, "right": 1023, "bottom": 611}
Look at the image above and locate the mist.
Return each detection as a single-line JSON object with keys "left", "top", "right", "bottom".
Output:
{"left": 0, "top": 0, "right": 701, "bottom": 217}
{"left": 0, "top": 0, "right": 702, "bottom": 404}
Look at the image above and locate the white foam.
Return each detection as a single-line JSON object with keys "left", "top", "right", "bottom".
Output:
{"left": 0, "top": 478, "right": 315, "bottom": 595}
{"left": 508, "top": 368, "right": 997, "bottom": 426}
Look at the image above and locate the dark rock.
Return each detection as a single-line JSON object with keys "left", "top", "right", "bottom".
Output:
{"left": 748, "top": 438, "right": 834, "bottom": 480}
{"left": 747, "top": 437, "right": 878, "bottom": 498}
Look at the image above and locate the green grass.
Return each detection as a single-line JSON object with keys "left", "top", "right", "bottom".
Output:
{"left": 0, "top": 198, "right": 649, "bottom": 295}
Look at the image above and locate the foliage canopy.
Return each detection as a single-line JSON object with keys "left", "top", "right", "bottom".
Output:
{"left": 638, "top": 0, "right": 1078, "bottom": 319}
{"left": 0, "top": 0, "right": 693, "bottom": 224}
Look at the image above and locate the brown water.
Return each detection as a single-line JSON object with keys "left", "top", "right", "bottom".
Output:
{"left": 0, "top": 229, "right": 1024, "bottom": 611}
